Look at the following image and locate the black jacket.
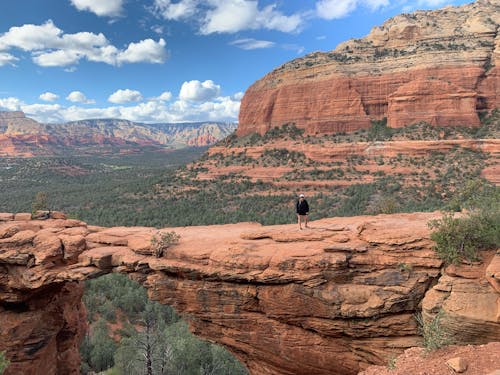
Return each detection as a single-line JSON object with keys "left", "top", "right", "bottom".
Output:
{"left": 296, "top": 199, "right": 309, "bottom": 215}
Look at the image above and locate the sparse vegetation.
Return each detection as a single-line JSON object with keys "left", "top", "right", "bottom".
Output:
{"left": 387, "top": 354, "right": 397, "bottom": 370}
{"left": 415, "top": 310, "right": 452, "bottom": 352}
{"left": 428, "top": 180, "right": 499, "bottom": 265}
{"left": 31, "top": 191, "right": 49, "bottom": 215}
{"left": 151, "top": 231, "right": 180, "bottom": 258}
{"left": 0, "top": 351, "right": 9, "bottom": 375}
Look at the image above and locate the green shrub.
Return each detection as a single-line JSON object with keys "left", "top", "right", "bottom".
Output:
{"left": 429, "top": 212, "right": 497, "bottom": 264}
{"left": 0, "top": 351, "right": 9, "bottom": 374}
{"left": 415, "top": 310, "right": 452, "bottom": 352}
{"left": 429, "top": 181, "right": 499, "bottom": 264}
{"left": 151, "top": 231, "right": 181, "bottom": 257}
{"left": 31, "top": 191, "right": 49, "bottom": 214}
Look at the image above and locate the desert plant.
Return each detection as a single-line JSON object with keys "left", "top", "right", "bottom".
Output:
{"left": 0, "top": 351, "right": 9, "bottom": 374}
{"left": 386, "top": 354, "right": 397, "bottom": 370}
{"left": 151, "top": 231, "right": 181, "bottom": 258}
{"left": 415, "top": 310, "right": 452, "bottom": 352}
{"left": 31, "top": 191, "right": 49, "bottom": 214}
{"left": 398, "top": 263, "right": 413, "bottom": 272}
{"left": 429, "top": 181, "right": 499, "bottom": 264}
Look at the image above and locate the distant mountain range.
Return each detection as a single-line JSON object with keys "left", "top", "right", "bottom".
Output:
{"left": 0, "top": 111, "right": 237, "bottom": 156}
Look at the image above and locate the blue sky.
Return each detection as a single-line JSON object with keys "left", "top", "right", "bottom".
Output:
{"left": 0, "top": 0, "right": 471, "bottom": 124}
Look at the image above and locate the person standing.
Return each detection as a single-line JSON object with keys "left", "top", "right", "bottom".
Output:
{"left": 296, "top": 193, "right": 309, "bottom": 230}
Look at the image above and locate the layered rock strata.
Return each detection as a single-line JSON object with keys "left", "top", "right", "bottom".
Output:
{"left": 238, "top": 0, "right": 500, "bottom": 136}
{"left": 0, "top": 111, "right": 237, "bottom": 156}
{"left": 0, "top": 212, "right": 498, "bottom": 374}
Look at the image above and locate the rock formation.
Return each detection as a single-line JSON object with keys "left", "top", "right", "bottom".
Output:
{"left": 0, "top": 111, "right": 237, "bottom": 156}
{"left": 238, "top": 0, "right": 500, "bottom": 136}
{"left": 0, "top": 212, "right": 498, "bottom": 374}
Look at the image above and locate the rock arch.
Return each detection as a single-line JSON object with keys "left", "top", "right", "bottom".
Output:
{"left": 0, "top": 212, "right": 499, "bottom": 374}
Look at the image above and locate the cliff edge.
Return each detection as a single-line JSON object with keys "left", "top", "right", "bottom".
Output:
{"left": 0, "top": 212, "right": 498, "bottom": 374}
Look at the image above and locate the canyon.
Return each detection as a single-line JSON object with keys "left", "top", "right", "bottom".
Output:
{"left": 238, "top": 0, "right": 500, "bottom": 136}
{"left": 0, "top": 111, "right": 236, "bottom": 156}
{"left": 0, "top": 212, "right": 498, "bottom": 374}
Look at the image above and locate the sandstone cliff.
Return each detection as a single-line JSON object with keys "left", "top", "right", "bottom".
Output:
{"left": 238, "top": 0, "right": 500, "bottom": 136}
{"left": 0, "top": 212, "right": 498, "bottom": 374}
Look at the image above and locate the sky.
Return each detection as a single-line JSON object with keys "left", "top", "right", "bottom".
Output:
{"left": 0, "top": 0, "right": 472, "bottom": 124}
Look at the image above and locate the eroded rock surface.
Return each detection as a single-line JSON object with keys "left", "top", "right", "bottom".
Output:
{"left": 238, "top": 0, "right": 500, "bottom": 136}
{"left": 0, "top": 212, "right": 498, "bottom": 374}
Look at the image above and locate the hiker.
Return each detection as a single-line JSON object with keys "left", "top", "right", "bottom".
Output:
{"left": 296, "top": 193, "right": 309, "bottom": 230}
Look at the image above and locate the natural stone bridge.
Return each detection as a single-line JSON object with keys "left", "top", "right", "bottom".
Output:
{"left": 0, "top": 212, "right": 499, "bottom": 375}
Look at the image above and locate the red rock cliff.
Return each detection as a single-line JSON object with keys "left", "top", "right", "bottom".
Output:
{"left": 0, "top": 212, "right": 499, "bottom": 374}
{"left": 238, "top": 0, "right": 500, "bottom": 136}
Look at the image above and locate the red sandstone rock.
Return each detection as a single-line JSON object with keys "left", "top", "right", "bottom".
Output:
{"left": 0, "top": 283, "right": 86, "bottom": 375}
{"left": 0, "top": 212, "right": 498, "bottom": 375}
{"left": 446, "top": 357, "right": 468, "bottom": 373}
{"left": 237, "top": 1, "right": 499, "bottom": 136}
{"left": 0, "top": 213, "right": 14, "bottom": 222}
{"left": 387, "top": 79, "right": 480, "bottom": 128}
{"left": 14, "top": 213, "right": 32, "bottom": 221}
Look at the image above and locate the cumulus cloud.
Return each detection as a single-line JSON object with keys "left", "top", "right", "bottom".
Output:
{"left": 108, "top": 89, "right": 144, "bottom": 104}
{"left": 0, "top": 20, "right": 167, "bottom": 68}
{"left": 201, "top": 0, "right": 303, "bottom": 34}
{"left": 40, "top": 92, "right": 59, "bottom": 102}
{"left": 316, "top": 0, "right": 389, "bottom": 19}
{"left": 0, "top": 92, "right": 240, "bottom": 124}
{"left": 1, "top": 78, "right": 240, "bottom": 124}
{"left": 155, "top": 91, "right": 173, "bottom": 101}
{"left": 66, "top": 91, "right": 95, "bottom": 104}
{"left": 152, "top": 0, "right": 304, "bottom": 34}
{"left": 0, "top": 97, "right": 23, "bottom": 111}
{"left": 117, "top": 38, "right": 167, "bottom": 64}
{"left": 230, "top": 38, "right": 275, "bottom": 50}
{"left": 179, "top": 80, "right": 221, "bottom": 102}
{"left": 70, "top": 0, "right": 124, "bottom": 17}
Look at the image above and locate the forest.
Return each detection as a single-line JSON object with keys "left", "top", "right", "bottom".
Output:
{"left": 81, "top": 274, "right": 248, "bottom": 375}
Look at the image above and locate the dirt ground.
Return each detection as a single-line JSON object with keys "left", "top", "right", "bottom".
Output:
{"left": 359, "top": 342, "right": 500, "bottom": 375}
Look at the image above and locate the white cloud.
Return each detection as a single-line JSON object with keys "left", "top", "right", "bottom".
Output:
{"left": 255, "top": 4, "right": 303, "bottom": 33}
{"left": 34, "top": 49, "right": 81, "bottom": 67}
{"left": 0, "top": 20, "right": 62, "bottom": 51}
{"left": 316, "top": 0, "right": 389, "bottom": 19}
{"left": 230, "top": 38, "right": 275, "bottom": 50}
{"left": 201, "top": 0, "right": 304, "bottom": 34}
{"left": 179, "top": 80, "right": 221, "bottom": 102}
{"left": 66, "top": 91, "right": 95, "bottom": 104}
{"left": 153, "top": 0, "right": 199, "bottom": 21}
{"left": 316, "top": 0, "right": 358, "bottom": 19}
{"left": 117, "top": 38, "right": 167, "bottom": 64}
{"left": 108, "top": 89, "right": 144, "bottom": 104}
{"left": 0, "top": 97, "right": 23, "bottom": 111}
{"left": 0, "top": 92, "right": 240, "bottom": 124}
{"left": 151, "top": 25, "right": 164, "bottom": 35}
{"left": 40, "top": 92, "right": 59, "bottom": 102}
{"left": 1, "top": 80, "right": 240, "bottom": 124}
{"left": 201, "top": 0, "right": 258, "bottom": 34}
{"left": 0, "top": 20, "right": 167, "bottom": 68}
{"left": 152, "top": 0, "right": 304, "bottom": 34}
{"left": 155, "top": 91, "right": 173, "bottom": 101}
{"left": 232, "top": 92, "right": 244, "bottom": 100}
{"left": 70, "top": 0, "right": 124, "bottom": 17}
{"left": 0, "top": 53, "right": 18, "bottom": 66}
